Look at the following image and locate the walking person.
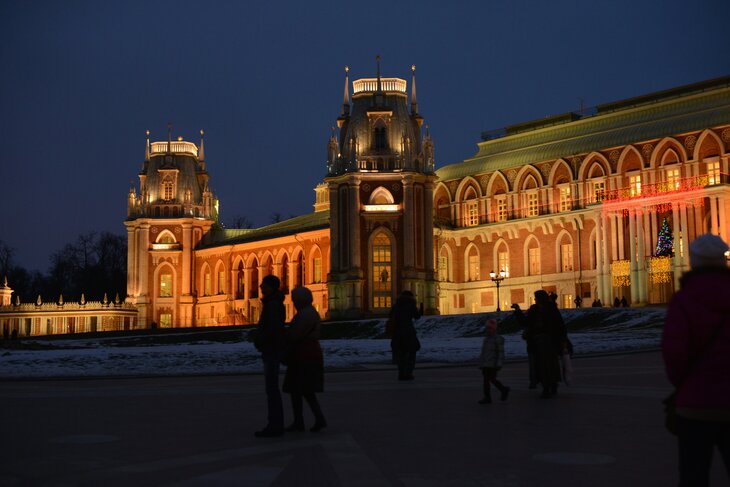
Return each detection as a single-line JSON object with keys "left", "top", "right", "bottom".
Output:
{"left": 252, "top": 274, "right": 286, "bottom": 438}
{"left": 662, "top": 234, "right": 730, "bottom": 486}
{"left": 477, "top": 319, "right": 510, "bottom": 404}
{"left": 389, "top": 290, "right": 421, "bottom": 381}
{"left": 282, "top": 287, "right": 327, "bottom": 433}
{"left": 513, "top": 290, "right": 566, "bottom": 398}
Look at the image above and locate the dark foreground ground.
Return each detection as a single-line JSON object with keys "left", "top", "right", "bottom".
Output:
{"left": 1, "top": 351, "right": 727, "bottom": 486}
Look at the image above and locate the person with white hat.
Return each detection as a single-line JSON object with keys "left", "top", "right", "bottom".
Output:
{"left": 662, "top": 233, "right": 730, "bottom": 486}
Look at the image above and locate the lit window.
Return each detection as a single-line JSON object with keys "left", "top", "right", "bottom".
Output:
{"left": 593, "top": 181, "right": 605, "bottom": 203}
{"left": 162, "top": 180, "right": 174, "bottom": 200}
{"left": 468, "top": 252, "right": 480, "bottom": 281}
{"left": 313, "top": 258, "right": 322, "bottom": 283}
{"left": 372, "top": 232, "right": 392, "bottom": 309}
{"left": 218, "top": 270, "right": 225, "bottom": 294}
{"left": 666, "top": 168, "right": 680, "bottom": 190}
{"left": 438, "top": 254, "right": 448, "bottom": 282}
{"left": 159, "top": 273, "right": 172, "bottom": 297}
{"left": 707, "top": 161, "right": 720, "bottom": 185}
{"left": 629, "top": 175, "right": 641, "bottom": 197}
{"left": 561, "top": 243, "right": 573, "bottom": 272}
{"left": 466, "top": 200, "right": 479, "bottom": 226}
{"left": 528, "top": 247, "right": 541, "bottom": 275}
{"left": 527, "top": 192, "right": 539, "bottom": 217}
{"left": 160, "top": 313, "right": 172, "bottom": 328}
{"left": 559, "top": 187, "right": 571, "bottom": 212}
{"left": 495, "top": 196, "right": 507, "bottom": 222}
{"left": 498, "top": 251, "right": 509, "bottom": 276}
{"left": 204, "top": 271, "right": 211, "bottom": 296}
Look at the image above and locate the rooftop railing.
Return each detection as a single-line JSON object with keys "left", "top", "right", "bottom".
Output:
{"left": 353, "top": 78, "right": 407, "bottom": 94}
{"left": 151, "top": 141, "right": 199, "bottom": 157}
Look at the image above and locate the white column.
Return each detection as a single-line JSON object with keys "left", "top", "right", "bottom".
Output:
{"left": 637, "top": 210, "right": 648, "bottom": 304}
{"left": 348, "top": 181, "right": 361, "bottom": 271}
{"left": 126, "top": 226, "right": 137, "bottom": 298}
{"left": 617, "top": 212, "right": 625, "bottom": 260}
{"left": 679, "top": 202, "right": 689, "bottom": 272}
{"left": 182, "top": 223, "right": 192, "bottom": 295}
{"left": 672, "top": 204, "right": 682, "bottom": 290}
{"left": 424, "top": 181, "right": 435, "bottom": 273}
{"left": 403, "top": 176, "right": 415, "bottom": 268}
{"left": 628, "top": 210, "right": 638, "bottom": 304}
{"left": 329, "top": 185, "right": 339, "bottom": 272}
{"left": 139, "top": 224, "right": 150, "bottom": 297}
{"left": 595, "top": 213, "right": 605, "bottom": 304}
{"left": 718, "top": 196, "right": 728, "bottom": 243}
{"left": 610, "top": 213, "right": 618, "bottom": 261}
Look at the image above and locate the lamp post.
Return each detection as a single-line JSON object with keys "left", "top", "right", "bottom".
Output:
{"left": 489, "top": 269, "right": 508, "bottom": 311}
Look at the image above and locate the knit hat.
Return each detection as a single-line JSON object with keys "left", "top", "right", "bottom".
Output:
{"left": 689, "top": 234, "right": 729, "bottom": 269}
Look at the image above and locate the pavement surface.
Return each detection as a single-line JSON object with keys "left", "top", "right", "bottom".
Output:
{"left": 1, "top": 351, "right": 727, "bottom": 486}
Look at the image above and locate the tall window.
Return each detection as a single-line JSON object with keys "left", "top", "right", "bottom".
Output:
{"left": 561, "top": 243, "right": 573, "bottom": 272}
{"left": 629, "top": 174, "right": 641, "bottom": 197}
{"left": 466, "top": 200, "right": 479, "bottom": 226}
{"left": 160, "top": 313, "right": 172, "bottom": 328}
{"left": 527, "top": 192, "right": 539, "bottom": 217}
{"left": 159, "top": 273, "right": 172, "bottom": 297}
{"left": 593, "top": 181, "right": 605, "bottom": 202}
{"left": 217, "top": 270, "right": 225, "bottom": 294}
{"left": 438, "top": 254, "right": 448, "bottom": 282}
{"left": 528, "top": 247, "right": 541, "bottom": 275}
{"left": 372, "top": 232, "right": 392, "bottom": 309}
{"left": 467, "top": 249, "right": 479, "bottom": 281}
{"left": 707, "top": 161, "right": 720, "bottom": 185}
{"left": 498, "top": 250, "right": 509, "bottom": 275}
{"left": 374, "top": 127, "right": 387, "bottom": 150}
{"left": 666, "top": 167, "right": 680, "bottom": 190}
{"left": 313, "top": 257, "right": 322, "bottom": 283}
{"left": 162, "top": 180, "right": 174, "bottom": 200}
{"left": 559, "top": 187, "right": 571, "bottom": 212}
{"left": 495, "top": 196, "right": 507, "bottom": 222}
{"left": 204, "top": 271, "right": 211, "bottom": 296}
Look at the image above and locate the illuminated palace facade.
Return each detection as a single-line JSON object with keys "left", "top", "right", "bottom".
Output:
{"left": 4, "top": 73, "right": 728, "bottom": 335}
{"left": 121, "top": 74, "right": 729, "bottom": 328}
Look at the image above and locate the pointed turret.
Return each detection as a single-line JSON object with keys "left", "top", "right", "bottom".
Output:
{"left": 145, "top": 129, "right": 151, "bottom": 161}
{"left": 166, "top": 122, "right": 172, "bottom": 153}
{"left": 199, "top": 129, "right": 205, "bottom": 161}
{"left": 410, "top": 64, "right": 418, "bottom": 114}
{"left": 342, "top": 66, "right": 350, "bottom": 116}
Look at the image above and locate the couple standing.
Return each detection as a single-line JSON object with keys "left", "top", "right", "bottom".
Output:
{"left": 252, "top": 275, "right": 326, "bottom": 438}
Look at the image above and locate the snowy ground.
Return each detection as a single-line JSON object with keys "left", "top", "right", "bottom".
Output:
{"left": 0, "top": 308, "right": 666, "bottom": 379}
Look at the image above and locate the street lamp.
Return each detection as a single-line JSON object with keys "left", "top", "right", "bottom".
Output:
{"left": 489, "top": 269, "right": 508, "bottom": 311}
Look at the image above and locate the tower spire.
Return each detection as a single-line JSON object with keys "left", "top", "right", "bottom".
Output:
{"left": 341, "top": 66, "right": 350, "bottom": 116}
{"left": 167, "top": 122, "right": 172, "bottom": 153}
{"left": 410, "top": 64, "right": 419, "bottom": 114}
{"left": 145, "top": 129, "right": 150, "bottom": 161}
{"left": 376, "top": 55, "right": 382, "bottom": 94}
{"left": 199, "top": 129, "right": 205, "bottom": 161}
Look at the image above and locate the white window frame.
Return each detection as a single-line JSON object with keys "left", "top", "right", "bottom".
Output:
{"left": 526, "top": 192, "right": 539, "bottom": 217}
{"left": 528, "top": 247, "right": 541, "bottom": 275}
{"left": 495, "top": 195, "right": 507, "bottom": 222}
{"left": 558, "top": 185, "right": 571, "bottom": 212}
{"left": 628, "top": 172, "right": 641, "bottom": 197}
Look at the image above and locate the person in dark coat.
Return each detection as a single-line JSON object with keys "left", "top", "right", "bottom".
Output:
{"left": 477, "top": 319, "right": 510, "bottom": 404}
{"left": 662, "top": 234, "right": 730, "bottom": 486}
{"left": 283, "top": 286, "right": 326, "bottom": 433}
{"left": 253, "top": 274, "right": 286, "bottom": 438}
{"left": 513, "top": 290, "right": 567, "bottom": 398}
{"left": 613, "top": 296, "right": 621, "bottom": 307}
{"left": 620, "top": 296, "right": 629, "bottom": 307}
{"left": 389, "top": 290, "right": 421, "bottom": 381}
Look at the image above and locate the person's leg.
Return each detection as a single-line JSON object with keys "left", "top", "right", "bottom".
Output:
{"left": 527, "top": 350, "right": 537, "bottom": 388}
{"left": 677, "top": 416, "right": 714, "bottom": 487}
{"left": 489, "top": 372, "right": 510, "bottom": 400}
{"left": 263, "top": 358, "right": 284, "bottom": 431}
{"left": 304, "top": 392, "right": 326, "bottom": 431}
{"left": 286, "top": 392, "right": 305, "bottom": 431}
{"left": 406, "top": 351, "right": 416, "bottom": 379}
{"left": 479, "top": 368, "right": 493, "bottom": 403}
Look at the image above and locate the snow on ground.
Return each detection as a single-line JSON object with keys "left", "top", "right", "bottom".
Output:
{"left": 0, "top": 308, "right": 666, "bottom": 379}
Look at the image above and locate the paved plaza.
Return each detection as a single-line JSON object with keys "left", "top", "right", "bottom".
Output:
{"left": 1, "top": 351, "right": 727, "bottom": 486}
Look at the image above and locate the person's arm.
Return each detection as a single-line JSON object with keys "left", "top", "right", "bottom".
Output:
{"left": 662, "top": 298, "right": 691, "bottom": 387}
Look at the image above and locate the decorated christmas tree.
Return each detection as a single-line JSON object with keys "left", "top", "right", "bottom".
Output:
{"left": 655, "top": 217, "right": 673, "bottom": 257}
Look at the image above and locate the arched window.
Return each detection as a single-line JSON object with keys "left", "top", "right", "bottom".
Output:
{"left": 372, "top": 232, "right": 392, "bottom": 309}
{"left": 204, "top": 268, "right": 211, "bottom": 296}
{"left": 311, "top": 248, "right": 322, "bottom": 283}
{"left": 527, "top": 240, "right": 541, "bottom": 276}
{"left": 235, "top": 261, "right": 244, "bottom": 299}
{"left": 281, "top": 254, "right": 289, "bottom": 294}
{"left": 560, "top": 240, "right": 573, "bottom": 272}
{"left": 159, "top": 271, "right": 172, "bottom": 297}
{"left": 463, "top": 187, "right": 479, "bottom": 227}
{"left": 438, "top": 246, "right": 450, "bottom": 282}
{"left": 374, "top": 127, "right": 387, "bottom": 150}
{"left": 466, "top": 245, "right": 480, "bottom": 281}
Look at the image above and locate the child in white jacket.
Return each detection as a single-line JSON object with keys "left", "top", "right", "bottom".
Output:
{"left": 478, "top": 319, "right": 510, "bottom": 404}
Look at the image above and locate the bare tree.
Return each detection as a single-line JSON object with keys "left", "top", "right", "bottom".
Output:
{"left": 228, "top": 215, "right": 254, "bottom": 229}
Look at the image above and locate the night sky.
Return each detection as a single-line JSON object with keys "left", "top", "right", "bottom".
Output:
{"left": 2, "top": 0, "right": 728, "bottom": 272}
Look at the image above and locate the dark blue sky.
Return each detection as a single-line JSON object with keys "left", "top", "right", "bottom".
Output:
{"left": 2, "top": 0, "right": 728, "bottom": 272}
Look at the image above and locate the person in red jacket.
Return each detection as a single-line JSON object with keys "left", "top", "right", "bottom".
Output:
{"left": 662, "top": 233, "right": 730, "bottom": 486}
